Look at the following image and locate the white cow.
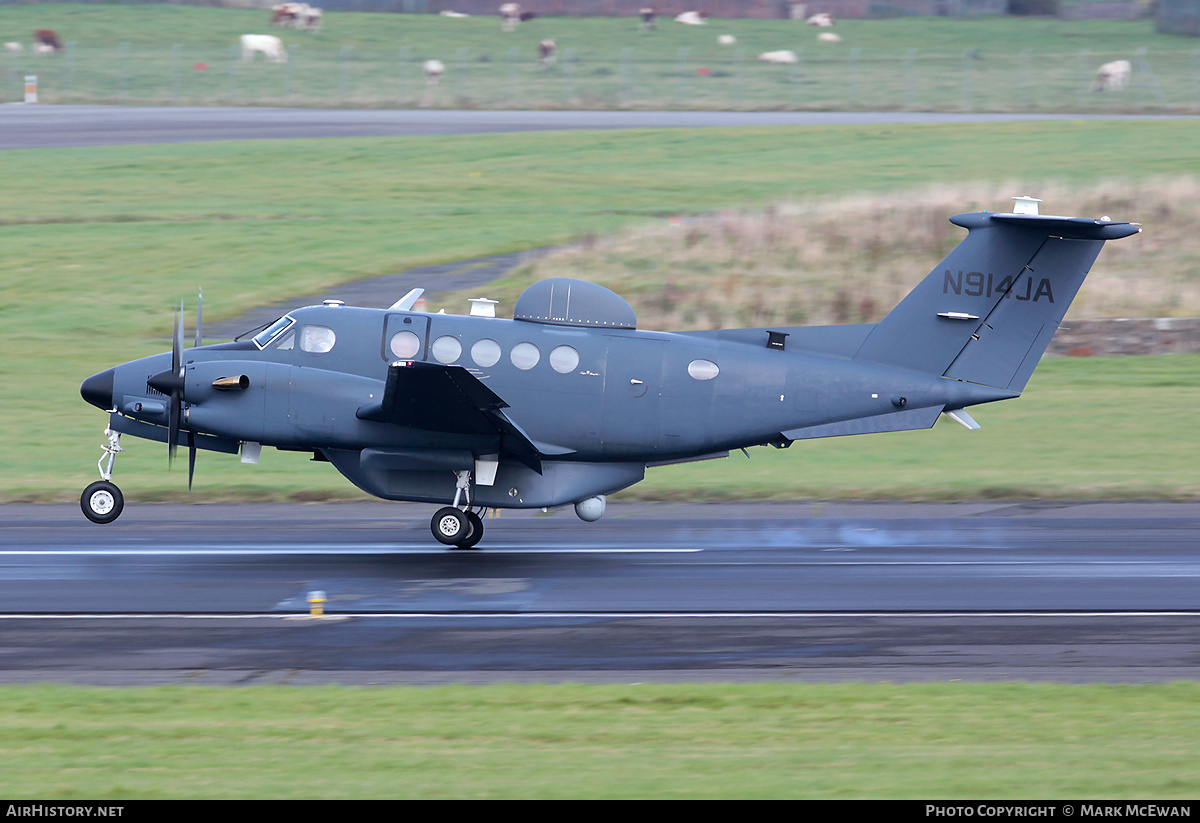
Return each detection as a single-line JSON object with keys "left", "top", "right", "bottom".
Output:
{"left": 807, "top": 12, "right": 835, "bottom": 26}
{"left": 818, "top": 32, "right": 842, "bottom": 43}
{"left": 240, "top": 34, "right": 287, "bottom": 63}
{"left": 675, "top": 11, "right": 707, "bottom": 25}
{"left": 759, "top": 50, "right": 798, "bottom": 64}
{"left": 500, "top": 3, "right": 521, "bottom": 31}
{"left": 1094, "top": 60, "right": 1131, "bottom": 92}
{"left": 424, "top": 59, "right": 445, "bottom": 85}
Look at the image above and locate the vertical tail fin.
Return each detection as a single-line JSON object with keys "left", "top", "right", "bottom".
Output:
{"left": 853, "top": 208, "right": 1139, "bottom": 392}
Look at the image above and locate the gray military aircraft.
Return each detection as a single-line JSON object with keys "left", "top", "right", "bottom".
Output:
{"left": 79, "top": 197, "right": 1138, "bottom": 547}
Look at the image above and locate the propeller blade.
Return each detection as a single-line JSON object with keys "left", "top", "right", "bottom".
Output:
{"left": 187, "top": 429, "right": 196, "bottom": 490}
{"left": 195, "top": 288, "right": 203, "bottom": 349}
{"left": 168, "top": 302, "right": 184, "bottom": 466}
{"left": 168, "top": 386, "right": 180, "bottom": 466}
{"left": 173, "top": 301, "right": 184, "bottom": 377}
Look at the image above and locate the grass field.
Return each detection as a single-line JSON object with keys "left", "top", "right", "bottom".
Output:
{"left": 476, "top": 177, "right": 1200, "bottom": 329}
{"left": 4, "top": 119, "right": 1200, "bottom": 502}
{"left": 0, "top": 682, "right": 1196, "bottom": 798}
{"left": 2, "top": 6, "right": 1199, "bottom": 110}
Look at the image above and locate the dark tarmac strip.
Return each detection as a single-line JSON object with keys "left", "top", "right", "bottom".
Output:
{"left": 1, "top": 501, "right": 1198, "bottom": 684}
{"left": 2, "top": 105, "right": 1197, "bottom": 149}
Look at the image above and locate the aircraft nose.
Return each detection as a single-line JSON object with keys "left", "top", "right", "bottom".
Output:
{"left": 80, "top": 368, "right": 115, "bottom": 411}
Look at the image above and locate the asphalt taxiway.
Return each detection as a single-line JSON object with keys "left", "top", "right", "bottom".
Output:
{"left": 3, "top": 105, "right": 1196, "bottom": 149}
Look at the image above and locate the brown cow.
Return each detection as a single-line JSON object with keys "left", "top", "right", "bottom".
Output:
{"left": 33, "top": 29, "right": 62, "bottom": 52}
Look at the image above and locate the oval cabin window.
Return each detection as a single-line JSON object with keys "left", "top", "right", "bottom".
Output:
{"left": 549, "top": 345, "right": 580, "bottom": 374}
{"left": 389, "top": 331, "right": 421, "bottom": 360}
{"left": 471, "top": 339, "right": 502, "bottom": 368}
{"left": 431, "top": 335, "right": 462, "bottom": 364}
{"left": 687, "top": 359, "right": 719, "bottom": 380}
{"left": 510, "top": 342, "right": 541, "bottom": 371}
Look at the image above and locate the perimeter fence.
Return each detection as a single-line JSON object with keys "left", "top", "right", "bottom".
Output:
{"left": 6, "top": 41, "right": 1200, "bottom": 111}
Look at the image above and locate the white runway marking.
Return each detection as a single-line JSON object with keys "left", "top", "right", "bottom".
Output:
{"left": 0, "top": 611, "right": 1198, "bottom": 620}
{"left": 0, "top": 544, "right": 702, "bottom": 556}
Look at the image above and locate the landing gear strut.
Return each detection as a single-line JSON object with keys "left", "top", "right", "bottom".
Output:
{"left": 81, "top": 426, "right": 125, "bottom": 524}
{"left": 430, "top": 470, "right": 485, "bottom": 549}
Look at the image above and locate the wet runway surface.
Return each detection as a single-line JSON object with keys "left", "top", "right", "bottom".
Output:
{"left": 2, "top": 501, "right": 1198, "bottom": 684}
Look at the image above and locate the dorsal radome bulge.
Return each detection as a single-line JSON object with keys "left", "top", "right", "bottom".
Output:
{"left": 1011, "top": 196, "right": 1042, "bottom": 215}
{"left": 514, "top": 278, "right": 637, "bottom": 329}
{"left": 322, "top": 299, "right": 345, "bottom": 307}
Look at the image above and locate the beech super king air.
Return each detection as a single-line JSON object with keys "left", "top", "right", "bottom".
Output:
{"left": 79, "top": 197, "right": 1139, "bottom": 547}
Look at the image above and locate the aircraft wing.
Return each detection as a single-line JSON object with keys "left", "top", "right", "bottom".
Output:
{"left": 357, "top": 360, "right": 543, "bottom": 473}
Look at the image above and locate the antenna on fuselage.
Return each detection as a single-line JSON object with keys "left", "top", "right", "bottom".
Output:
{"left": 389, "top": 288, "right": 425, "bottom": 311}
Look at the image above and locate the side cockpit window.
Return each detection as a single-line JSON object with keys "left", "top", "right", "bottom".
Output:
{"left": 299, "top": 325, "right": 336, "bottom": 353}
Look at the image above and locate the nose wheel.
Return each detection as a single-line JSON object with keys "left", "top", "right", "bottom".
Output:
{"left": 82, "top": 426, "right": 126, "bottom": 524}
{"left": 81, "top": 480, "right": 124, "bottom": 524}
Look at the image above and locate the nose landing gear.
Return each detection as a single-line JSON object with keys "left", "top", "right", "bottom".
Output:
{"left": 81, "top": 426, "right": 125, "bottom": 524}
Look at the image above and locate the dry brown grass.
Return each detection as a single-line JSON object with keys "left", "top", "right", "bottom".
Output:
{"left": 453, "top": 179, "right": 1200, "bottom": 331}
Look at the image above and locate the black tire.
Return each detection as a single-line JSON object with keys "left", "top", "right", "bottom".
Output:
{"left": 81, "top": 480, "right": 123, "bottom": 524}
{"left": 431, "top": 506, "right": 469, "bottom": 545}
{"left": 455, "top": 511, "right": 484, "bottom": 549}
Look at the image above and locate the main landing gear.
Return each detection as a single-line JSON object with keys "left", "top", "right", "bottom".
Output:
{"left": 81, "top": 426, "right": 125, "bottom": 524}
{"left": 430, "top": 470, "right": 485, "bottom": 549}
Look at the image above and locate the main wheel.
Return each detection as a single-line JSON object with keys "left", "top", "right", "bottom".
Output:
{"left": 455, "top": 511, "right": 484, "bottom": 549}
{"left": 431, "top": 506, "right": 470, "bottom": 545}
{"left": 81, "top": 480, "right": 124, "bottom": 524}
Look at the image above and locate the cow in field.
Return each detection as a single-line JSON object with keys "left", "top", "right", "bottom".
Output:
{"left": 33, "top": 29, "right": 62, "bottom": 53}
{"left": 1094, "top": 60, "right": 1131, "bottom": 92}
{"left": 240, "top": 34, "right": 288, "bottom": 63}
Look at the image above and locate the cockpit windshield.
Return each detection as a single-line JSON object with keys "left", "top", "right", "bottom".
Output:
{"left": 252, "top": 316, "right": 296, "bottom": 349}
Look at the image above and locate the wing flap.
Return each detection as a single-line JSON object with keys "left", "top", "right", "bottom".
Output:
{"left": 357, "top": 361, "right": 545, "bottom": 473}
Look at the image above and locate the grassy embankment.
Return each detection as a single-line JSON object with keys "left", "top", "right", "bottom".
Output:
{"left": 2, "top": 121, "right": 1200, "bottom": 502}
{"left": 0, "top": 682, "right": 1196, "bottom": 798}
{"left": 1, "top": 6, "right": 1197, "bottom": 110}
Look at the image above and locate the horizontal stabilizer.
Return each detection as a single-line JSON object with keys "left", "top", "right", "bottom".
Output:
{"left": 357, "top": 361, "right": 543, "bottom": 473}
{"left": 987, "top": 213, "right": 1140, "bottom": 241}
{"left": 781, "top": 405, "right": 943, "bottom": 441}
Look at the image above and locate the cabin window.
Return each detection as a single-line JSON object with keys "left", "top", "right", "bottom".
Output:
{"left": 389, "top": 331, "right": 421, "bottom": 360}
{"left": 688, "top": 359, "right": 719, "bottom": 380}
{"left": 510, "top": 342, "right": 540, "bottom": 371}
{"left": 299, "top": 325, "right": 336, "bottom": 353}
{"left": 549, "top": 345, "right": 580, "bottom": 374}
{"left": 431, "top": 335, "right": 462, "bottom": 364}
{"left": 471, "top": 338, "right": 502, "bottom": 368}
